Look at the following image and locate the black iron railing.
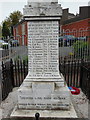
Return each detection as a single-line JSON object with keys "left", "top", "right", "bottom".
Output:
{"left": 1, "top": 58, "right": 90, "bottom": 100}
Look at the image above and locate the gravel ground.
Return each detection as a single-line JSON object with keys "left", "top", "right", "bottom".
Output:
{"left": 0, "top": 87, "right": 89, "bottom": 119}
{"left": 71, "top": 90, "right": 89, "bottom": 118}
{"left": 0, "top": 87, "right": 18, "bottom": 119}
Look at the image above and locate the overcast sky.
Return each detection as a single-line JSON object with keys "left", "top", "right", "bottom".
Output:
{"left": 0, "top": 0, "right": 89, "bottom": 24}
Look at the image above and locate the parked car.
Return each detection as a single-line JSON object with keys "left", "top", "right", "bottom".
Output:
{"left": 75, "top": 36, "right": 87, "bottom": 41}
{"left": 59, "top": 35, "right": 75, "bottom": 47}
{"left": 10, "top": 40, "right": 19, "bottom": 47}
{"left": 0, "top": 40, "right": 10, "bottom": 49}
{"left": 58, "top": 36, "right": 63, "bottom": 47}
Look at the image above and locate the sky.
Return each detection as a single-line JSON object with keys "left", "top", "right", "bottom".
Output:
{"left": 0, "top": 0, "right": 89, "bottom": 24}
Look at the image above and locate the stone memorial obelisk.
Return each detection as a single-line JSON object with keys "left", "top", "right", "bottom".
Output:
{"left": 11, "top": 0, "right": 77, "bottom": 118}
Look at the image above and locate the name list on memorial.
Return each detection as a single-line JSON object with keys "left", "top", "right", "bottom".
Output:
{"left": 28, "top": 21, "right": 60, "bottom": 78}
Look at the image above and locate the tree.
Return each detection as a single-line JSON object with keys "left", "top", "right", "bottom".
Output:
{"left": 2, "top": 21, "right": 10, "bottom": 39}
{"left": 2, "top": 10, "right": 22, "bottom": 38}
{"left": 9, "top": 11, "right": 22, "bottom": 26}
{"left": 9, "top": 11, "right": 22, "bottom": 35}
{"left": 0, "top": 25, "right": 2, "bottom": 38}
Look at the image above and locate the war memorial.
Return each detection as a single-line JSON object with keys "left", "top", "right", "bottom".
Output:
{"left": 11, "top": 0, "right": 77, "bottom": 118}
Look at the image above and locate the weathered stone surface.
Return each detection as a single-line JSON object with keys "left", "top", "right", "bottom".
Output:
{"left": 17, "top": 0, "right": 72, "bottom": 111}
{"left": 23, "top": 1, "right": 62, "bottom": 16}
{"left": 28, "top": 0, "right": 58, "bottom": 3}
{"left": 11, "top": 104, "right": 78, "bottom": 118}
{"left": 18, "top": 82, "right": 70, "bottom": 110}
{"left": 27, "top": 21, "right": 60, "bottom": 78}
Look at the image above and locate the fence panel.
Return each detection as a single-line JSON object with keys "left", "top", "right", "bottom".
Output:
{"left": 80, "top": 65, "right": 90, "bottom": 100}
{"left": 59, "top": 59, "right": 82, "bottom": 88}
{"left": 2, "top": 60, "right": 13, "bottom": 100}
{"left": 60, "top": 58, "right": 90, "bottom": 100}
{"left": 59, "top": 30, "right": 90, "bottom": 62}
{"left": 2, "top": 59, "right": 28, "bottom": 100}
{"left": 13, "top": 60, "right": 28, "bottom": 87}
{"left": 2, "top": 58, "right": 90, "bottom": 101}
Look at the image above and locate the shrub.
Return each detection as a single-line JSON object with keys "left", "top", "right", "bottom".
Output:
{"left": 22, "top": 56, "right": 28, "bottom": 63}
{"left": 73, "top": 40, "right": 90, "bottom": 59}
{"left": 1, "top": 44, "right": 9, "bottom": 49}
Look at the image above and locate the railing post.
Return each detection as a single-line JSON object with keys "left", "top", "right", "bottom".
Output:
{"left": 14, "top": 60, "right": 17, "bottom": 87}
{"left": 35, "top": 113, "right": 40, "bottom": 120}
{"left": 67, "top": 60, "right": 70, "bottom": 86}
{"left": 89, "top": 68, "right": 90, "bottom": 100}
{"left": 2, "top": 61, "right": 4, "bottom": 100}
{"left": 17, "top": 60, "right": 20, "bottom": 86}
{"left": 23, "top": 60, "right": 26, "bottom": 79}
{"left": 80, "top": 59, "right": 84, "bottom": 88}
{"left": 10, "top": 59, "right": 14, "bottom": 87}
{"left": 63, "top": 57, "right": 66, "bottom": 82}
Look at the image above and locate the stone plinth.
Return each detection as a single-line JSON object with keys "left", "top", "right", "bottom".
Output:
{"left": 18, "top": 82, "right": 70, "bottom": 110}
{"left": 17, "top": 18, "right": 71, "bottom": 110}
{"left": 11, "top": 103, "right": 77, "bottom": 118}
{"left": 11, "top": 0, "right": 77, "bottom": 118}
{"left": 23, "top": 1, "right": 62, "bottom": 16}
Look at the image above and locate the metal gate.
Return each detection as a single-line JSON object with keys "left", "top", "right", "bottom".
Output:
{"left": 59, "top": 29, "right": 90, "bottom": 61}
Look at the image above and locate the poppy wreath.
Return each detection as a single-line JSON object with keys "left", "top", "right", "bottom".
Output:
{"left": 69, "top": 87, "right": 80, "bottom": 95}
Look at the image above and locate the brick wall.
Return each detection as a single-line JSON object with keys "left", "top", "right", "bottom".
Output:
{"left": 13, "top": 21, "right": 28, "bottom": 46}
{"left": 62, "top": 18, "right": 90, "bottom": 38}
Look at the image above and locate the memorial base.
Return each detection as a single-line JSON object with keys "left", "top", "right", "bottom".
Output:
{"left": 17, "top": 74, "right": 71, "bottom": 110}
{"left": 11, "top": 103, "right": 78, "bottom": 118}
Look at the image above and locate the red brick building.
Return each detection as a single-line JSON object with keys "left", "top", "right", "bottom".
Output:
{"left": 13, "top": 6, "right": 90, "bottom": 45}
{"left": 13, "top": 20, "right": 28, "bottom": 46}
{"left": 62, "top": 6, "right": 90, "bottom": 40}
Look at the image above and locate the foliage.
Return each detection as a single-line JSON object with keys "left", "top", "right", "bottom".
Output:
{"left": 14, "top": 55, "right": 28, "bottom": 63}
{"left": 22, "top": 56, "right": 28, "bottom": 63}
{"left": 9, "top": 11, "right": 22, "bottom": 26}
{"left": 73, "top": 40, "right": 90, "bottom": 59}
{"left": 1, "top": 44, "right": 9, "bottom": 49}
{"left": 0, "top": 25, "right": 2, "bottom": 38}
{"left": 69, "top": 52, "right": 74, "bottom": 56}
{"left": 2, "top": 21, "right": 10, "bottom": 39}
{"left": 14, "top": 55, "right": 21, "bottom": 61}
{"left": 2, "top": 10, "right": 22, "bottom": 38}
